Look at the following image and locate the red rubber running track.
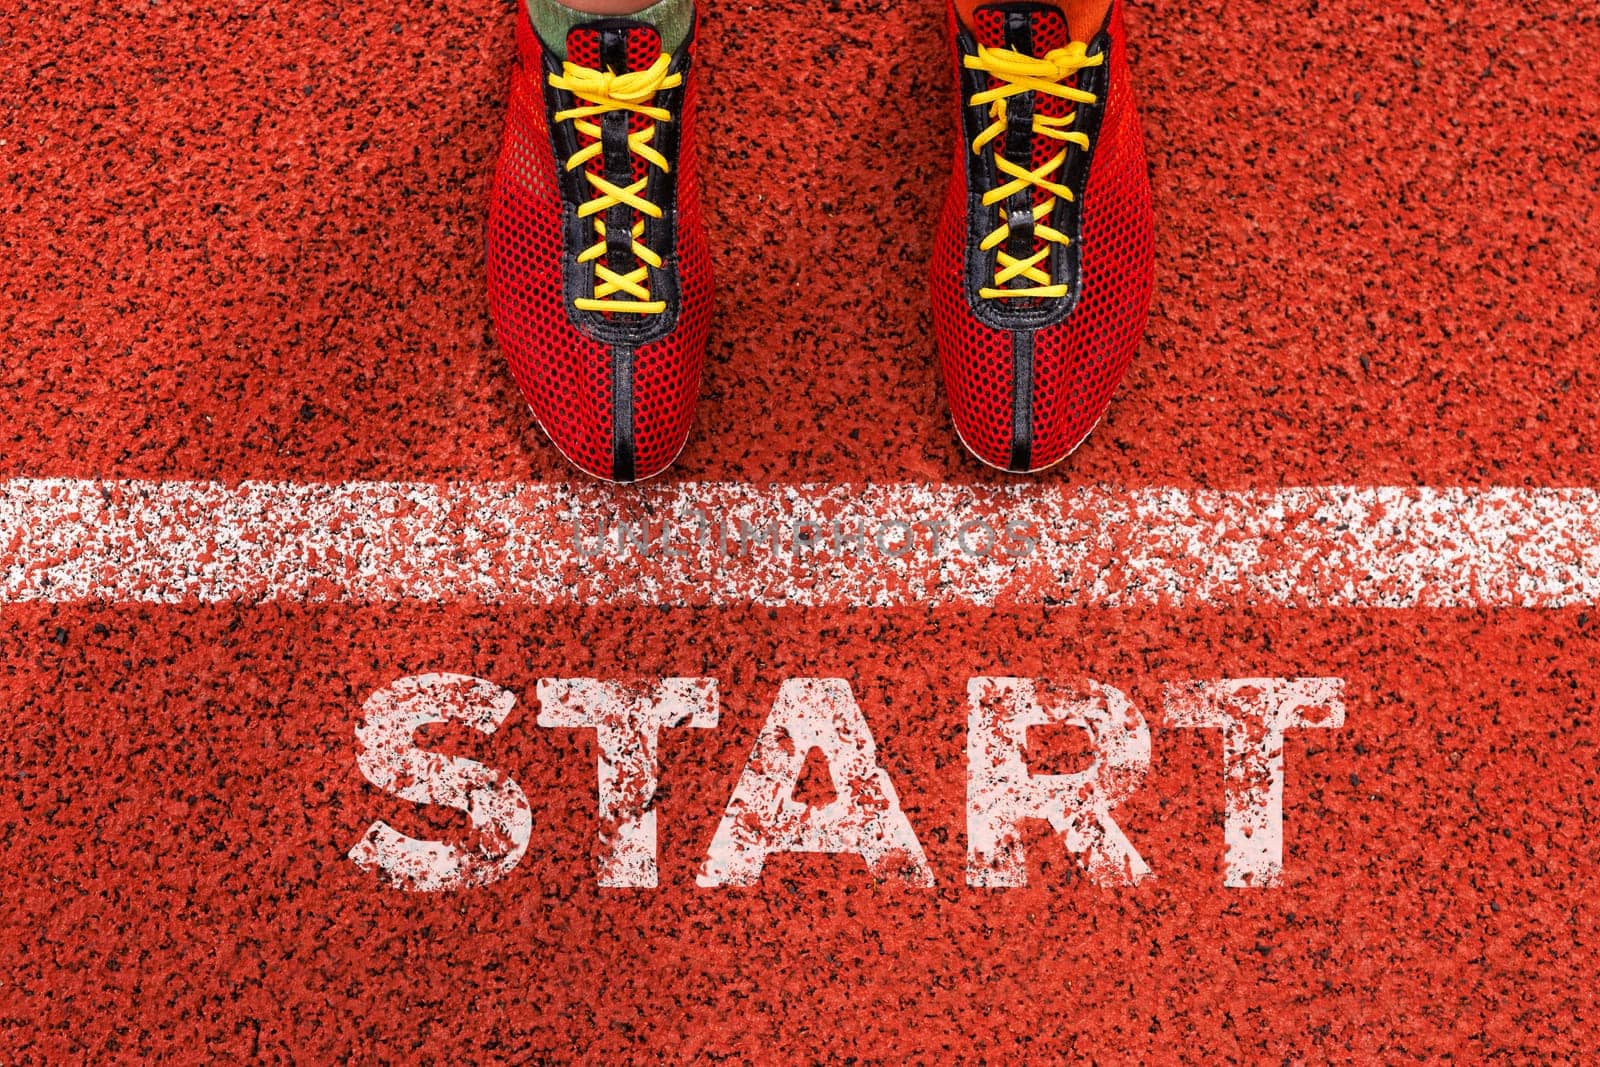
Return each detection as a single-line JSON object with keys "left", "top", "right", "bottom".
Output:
{"left": 2, "top": 0, "right": 1598, "bottom": 1060}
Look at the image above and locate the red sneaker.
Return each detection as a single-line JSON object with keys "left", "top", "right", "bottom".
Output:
{"left": 488, "top": 5, "right": 710, "bottom": 483}
{"left": 932, "top": 0, "right": 1155, "bottom": 473}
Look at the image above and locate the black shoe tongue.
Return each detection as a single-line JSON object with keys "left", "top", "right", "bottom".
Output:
{"left": 565, "top": 21, "right": 663, "bottom": 74}
{"left": 972, "top": 2, "right": 1071, "bottom": 53}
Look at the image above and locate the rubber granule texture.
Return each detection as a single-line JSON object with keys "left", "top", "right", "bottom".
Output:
{"left": 3, "top": 0, "right": 1600, "bottom": 1062}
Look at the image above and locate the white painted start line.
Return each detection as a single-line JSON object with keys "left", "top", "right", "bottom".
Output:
{"left": 2, "top": 479, "right": 1596, "bottom": 608}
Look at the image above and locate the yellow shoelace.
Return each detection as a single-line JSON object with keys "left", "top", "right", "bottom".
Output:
{"left": 549, "top": 54, "right": 683, "bottom": 314}
{"left": 965, "top": 41, "right": 1104, "bottom": 300}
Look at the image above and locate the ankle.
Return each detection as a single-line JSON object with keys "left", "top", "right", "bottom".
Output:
{"left": 527, "top": 0, "right": 694, "bottom": 57}
{"left": 552, "top": 0, "right": 656, "bottom": 13}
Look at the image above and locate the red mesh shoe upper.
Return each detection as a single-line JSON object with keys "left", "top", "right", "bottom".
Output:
{"left": 932, "top": 0, "right": 1154, "bottom": 472}
{"left": 487, "top": 10, "right": 710, "bottom": 482}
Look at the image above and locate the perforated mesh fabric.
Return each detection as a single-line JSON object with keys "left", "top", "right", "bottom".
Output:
{"left": 566, "top": 24, "right": 602, "bottom": 69}
{"left": 932, "top": 0, "right": 1153, "bottom": 471}
{"left": 932, "top": 143, "right": 1017, "bottom": 467}
{"left": 489, "top": 15, "right": 615, "bottom": 476}
{"left": 631, "top": 57, "right": 711, "bottom": 477}
{"left": 487, "top": 11, "right": 709, "bottom": 481}
{"left": 624, "top": 25, "right": 661, "bottom": 70}
{"left": 1028, "top": 5, "right": 1152, "bottom": 465}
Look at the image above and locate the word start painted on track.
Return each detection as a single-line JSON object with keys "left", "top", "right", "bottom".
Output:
{"left": 347, "top": 674, "right": 1345, "bottom": 891}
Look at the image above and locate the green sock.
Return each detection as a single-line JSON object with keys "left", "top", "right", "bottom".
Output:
{"left": 527, "top": 0, "right": 695, "bottom": 61}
